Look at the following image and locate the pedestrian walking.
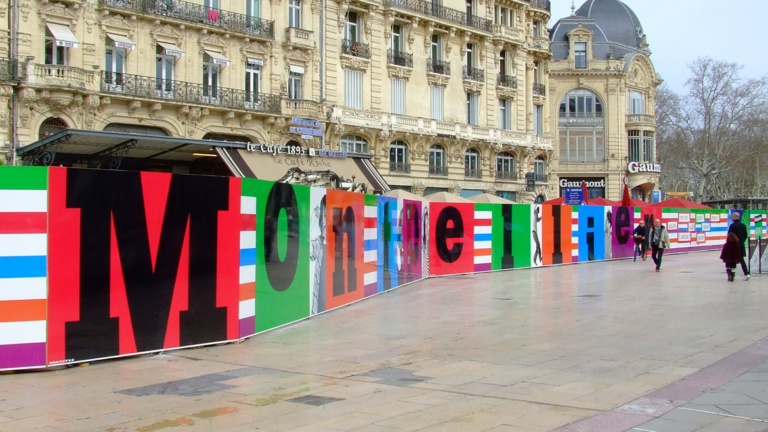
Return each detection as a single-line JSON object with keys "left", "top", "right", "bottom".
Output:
{"left": 649, "top": 219, "right": 670, "bottom": 272}
{"left": 727, "top": 212, "right": 751, "bottom": 281}
{"left": 720, "top": 232, "right": 743, "bottom": 282}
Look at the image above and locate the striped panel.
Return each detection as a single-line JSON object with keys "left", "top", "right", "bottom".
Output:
{"left": 750, "top": 214, "right": 757, "bottom": 240}
{"left": 571, "top": 209, "right": 579, "bottom": 261}
{"left": 239, "top": 195, "right": 256, "bottom": 338}
{"left": 0, "top": 168, "right": 48, "bottom": 370}
{"left": 474, "top": 211, "right": 492, "bottom": 271}
{"left": 363, "top": 204, "right": 377, "bottom": 295}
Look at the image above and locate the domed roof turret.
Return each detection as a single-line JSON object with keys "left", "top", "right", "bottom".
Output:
{"left": 550, "top": 0, "right": 649, "bottom": 64}
{"left": 574, "top": 0, "right": 644, "bottom": 48}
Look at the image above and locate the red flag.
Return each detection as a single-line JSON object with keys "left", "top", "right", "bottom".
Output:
{"left": 621, "top": 183, "right": 632, "bottom": 207}
{"left": 581, "top": 181, "right": 588, "bottom": 205}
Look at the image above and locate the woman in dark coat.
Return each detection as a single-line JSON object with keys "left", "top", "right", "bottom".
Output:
{"left": 721, "top": 232, "right": 743, "bottom": 282}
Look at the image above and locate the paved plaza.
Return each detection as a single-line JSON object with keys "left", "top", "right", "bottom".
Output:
{"left": 1, "top": 251, "right": 767, "bottom": 432}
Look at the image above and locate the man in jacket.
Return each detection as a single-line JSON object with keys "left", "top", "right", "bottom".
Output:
{"left": 727, "top": 212, "right": 750, "bottom": 281}
{"left": 650, "top": 219, "right": 670, "bottom": 272}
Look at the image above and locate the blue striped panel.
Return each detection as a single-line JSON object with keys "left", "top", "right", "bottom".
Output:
{"left": 0, "top": 256, "right": 46, "bottom": 279}
{"left": 364, "top": 240, "right": 377, "bottom": 251}
{"left": 239, "top": 248, "right": 256, "bottom": 267}
{"left": 474, "top": 233, "right": 493, "bottom": 242}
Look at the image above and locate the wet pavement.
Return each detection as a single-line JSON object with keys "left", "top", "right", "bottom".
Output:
{"left": 1, "top": 251, "right": 767, "bottom": 432}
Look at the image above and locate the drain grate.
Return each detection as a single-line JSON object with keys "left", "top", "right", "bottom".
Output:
{"left": 576, "top": 294, "right": 601, "bottom": 298}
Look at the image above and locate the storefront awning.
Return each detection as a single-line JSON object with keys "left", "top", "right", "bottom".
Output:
{"left": 106, "top": 33, "right": 135, "bottom": 50}
{"left": 218, "top": 148, "right": 389, "bottom": 193}
{"left": 204, "top": 50, "right": 230, "bottom": 67}
{"left": 157, "top": 42, "right": 184, "bottom": 57}
{"left": 46, "top": 23, "right": 79, "bottom": 49}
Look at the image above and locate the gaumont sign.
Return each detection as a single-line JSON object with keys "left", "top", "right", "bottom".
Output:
{"left": 628, "top": 162, "right": 661, "bottom": 174}
{"left": 559, "top": 178, "right": 606, "bottom": 188}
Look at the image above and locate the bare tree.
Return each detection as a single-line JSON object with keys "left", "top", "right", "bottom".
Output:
{"left": 657, "top": 58, "right": 768, "bottom": 201}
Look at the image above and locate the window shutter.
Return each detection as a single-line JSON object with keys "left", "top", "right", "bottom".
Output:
{"left": 391, "top": 78, "right": 405, "bottom": 114}
{"left": 345, "top": 69, "right": 363, "bottom": 109}
{"left": 430, "top": 85, "right": 443, "bottom": 120}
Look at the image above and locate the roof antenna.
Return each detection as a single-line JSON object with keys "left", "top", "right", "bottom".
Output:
{"left": 571, "top": 0, "right": 576, "bottom": 15}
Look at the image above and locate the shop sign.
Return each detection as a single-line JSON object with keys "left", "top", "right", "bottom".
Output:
{"left": 628, "top": 162, "right": 661, "bottom": 174}
{"left": 559, "top": 178, "right": 605, "bottom": 188}
{"left": 246, "top": 143, "right": 347, "bottom": 159}
{"left": 525, "top": 173, "right": 535, "bottom": 192}
{"left": 289, "top": 118, "right": 324, "bottom": 138}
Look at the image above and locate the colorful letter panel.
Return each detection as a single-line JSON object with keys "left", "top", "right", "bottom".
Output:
{"left": 0, "top": 167, "right": 48, "bottom": 370}
{"left": 429, "top": 203, "right": 474, "bottom": 276}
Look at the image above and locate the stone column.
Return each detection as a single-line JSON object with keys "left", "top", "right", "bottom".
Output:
{"left": 525, "top": 61, "right": 533, "bottom": 132}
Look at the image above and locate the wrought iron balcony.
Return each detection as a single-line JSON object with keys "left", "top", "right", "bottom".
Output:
{"left": 342, "top": 39, "right": 371, "bottom": 59}
{"left": 465, "top": 168, "right": 481, "bottom": 179}
{"left": 429, "top": 165, "right": 448, "bottom": 176}
{"left": 99, "top": 72, "right": 281, "bottom": 113}
{"left": 524, "top": 0, "right": 550, "bottom": 11}
{"left": 99, "top": 0, "right": 275, "bottom": 39}
{"left": 532, "top": 83, "right": 546, "bottom": 96}
{"left": 428, "top": 58, "right": 450, "bottom": 76}
{"left": 389, "top": 162, "right": 411, "bottom": 173}
{"left": 387, "top": 49, "right": 413, "bottom": 68}
{"left": 463, "top": 66, "right": 484, "bottom": 82}
{"left": 497, "top": 74, "right": 517, "bottom": 89}
{"left": 535, "top": 173, "right": 547, "bottom": 183}
{"left": 496, "top": 171, "right": 515, "bottom": 180}
{"left": 382, "top": 0, "right": 492, "bottom": 32}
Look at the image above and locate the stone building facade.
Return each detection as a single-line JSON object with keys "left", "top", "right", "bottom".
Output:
{"left": 1, "top": 0, "right": 557, "bottom": 202}
{"left": 547, "top": 0, "right": 662, "bottom": 201}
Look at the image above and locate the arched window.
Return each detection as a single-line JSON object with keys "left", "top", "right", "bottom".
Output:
{"left": 339, "top": 135, "right": 368, "bottom": 153}
{"left": 534, "top": 156, "right": 546, "bottom": 182}
{"left": 465, "top": 148, "right": 480, "bottom": 178}
{"left": 559, "top": 88, "right": 603, "bottom": 117}
{"left": 38, "top": 118, "right": 68, "bottom": 140}
{"left": 558, "top": 88, "right": 605, "bottom": 163}
{"left": 496, "top": 152, "right": 515, "bottom": 180}
{"left": 389, "top": 140, "right": 409, "bottom": 173}
{"left": 105, "top": 123, "right": 169, "bottom": 136}
{"left": 429, "top": 145, "right": 446, "bottom": 176}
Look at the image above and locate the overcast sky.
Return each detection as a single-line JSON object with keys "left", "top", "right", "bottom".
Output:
{"left": 549, "top": 0, "right": 768, "bottom": 94}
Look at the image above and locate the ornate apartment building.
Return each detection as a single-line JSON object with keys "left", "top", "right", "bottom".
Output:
{"left": 547, "top": 0, "right": 662, "bottom": 201}
{"left": 0, "top": 0, "right": 557, "bottom": 202}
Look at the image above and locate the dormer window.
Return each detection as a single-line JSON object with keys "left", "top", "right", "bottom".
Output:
{"left": 575, "top": 42, "right": 586, "bottom": 69}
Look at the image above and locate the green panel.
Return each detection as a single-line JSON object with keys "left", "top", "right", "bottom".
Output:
{"left": 0, "top": 166, "right": 48, "bottom": 190}
{"left": 484, "top": 203, "right": 532, "bottom": 269}
{"left": 241, "top": 177, "right": 258, "bottom": 197}
{"left": 364, "top": 194, "right": 378, "bottom": 207}
{"left": 254, "top": 179, "right": 310, "bottom": 332}
{"left": 512, "top": 204, "right": 532, "bottom": 268}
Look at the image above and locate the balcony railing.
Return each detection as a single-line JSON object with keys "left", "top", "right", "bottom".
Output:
{"left": 529, "top": 36, "right": 550, "bottom": 51}
{"left": 492, "top": 25, "right": 524, "bottom": 41}
{"left": 496, "top": 171, "right": 515, "bottom": 180}
{"left": 428, "top": 58, "right": 450, "bottom": 76}
{"left": 559, "top": 112, "right": 604, "bottom": 124}
{"left": 535, "top": 173, "right": 547, "bottom": 183}
{"left": 626, "top": 114, "right": 656, "bottom": 125}
{"left": 284, "top": 98, "right": 323, "bottom": 113}
{"left": 99, "top": 0, "right": 275, "bottom": 39}
{"left": 382, "top": 0, "right": 492, "bottom": 32}
{"left": 532, "top": 83, "right": 546, "bottom": 96}
{"left": 497, "top": 74, "right": 517, "bottom": 88}
{"left": 429, "top": 165, "right": 448, "bottom": 176}
{"left": 388, "top": 49, "right": 413, "bottom": 68}
{"left": 342, "top": 39, "right": 371, "bottom": 59}
{"left": 389, "top": 162, "right": 411, "bottom": 173}
{"left": 99, "top": 72, "right": 281, "bottom": 113}
{"left": 524, "top": 0, "right": 550, "bottom": 11}
{"left": 35, "top": 64, "right": 95, "bottom": 85}
{"left": 465, "top": 168, "right": 481, "bottom": 179}
{"left": 463, "top": 66, "right": 484, "bottom": 82}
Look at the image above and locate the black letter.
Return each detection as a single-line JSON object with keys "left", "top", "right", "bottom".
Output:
{"left": 615, "top": 207, "right": 631, "bottom": 245}
{"left": 332, "top": 206, "right": 357, "bottom": 296}
{"left": 263, "top": 183, "right": 300, "bottom": 292}
{"left": 501, "top": 204, "right": 514, "bottom": 269}
{"left": 435, "top": 207, "right": 464, "bottom": 263}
